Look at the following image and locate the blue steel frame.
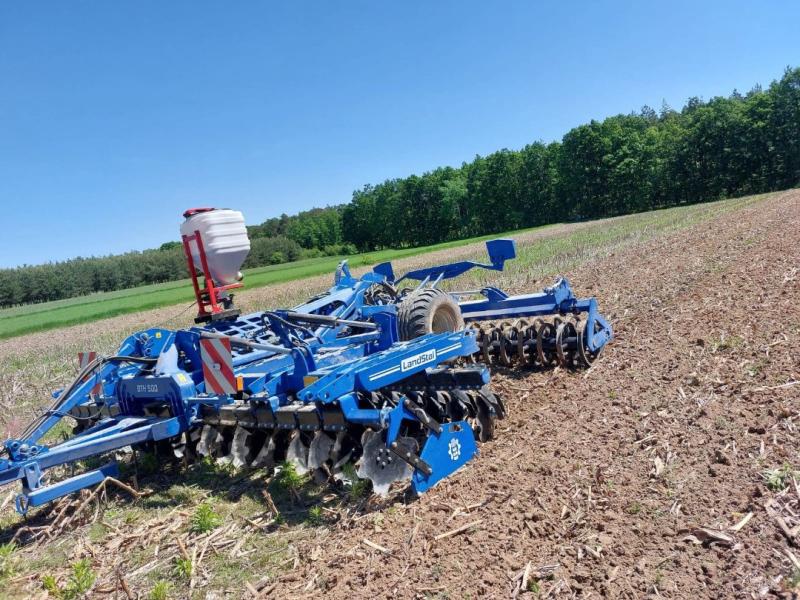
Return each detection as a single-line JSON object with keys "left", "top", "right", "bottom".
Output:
{"left": 0, "top": 310, "right": 482, "bottom": 510}
{"left": 380, "top": 238, "right": 613, "bottom": 353}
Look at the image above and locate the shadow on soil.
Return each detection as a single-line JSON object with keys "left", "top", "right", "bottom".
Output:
{"left": 0, "top": 447, "right": 405, "bottom": 545}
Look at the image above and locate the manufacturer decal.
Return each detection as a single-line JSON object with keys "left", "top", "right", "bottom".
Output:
{"left": 400, "top": 349, "right": 437, "bottom": 372}
{"left": 448, "top": 438, "right": 461, "bottom": 461}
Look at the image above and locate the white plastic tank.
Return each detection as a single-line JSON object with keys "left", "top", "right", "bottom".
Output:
{"left": 180, "top": 208, "right": 251, "bottom": 285}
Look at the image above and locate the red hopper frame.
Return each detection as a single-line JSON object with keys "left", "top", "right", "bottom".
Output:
{"left": 181, "top": 209, "right": 243, "bottom": 321}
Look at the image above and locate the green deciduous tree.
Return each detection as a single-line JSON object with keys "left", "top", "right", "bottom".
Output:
{"left": 4, "top": 67, "right": 799, "bottom": 307}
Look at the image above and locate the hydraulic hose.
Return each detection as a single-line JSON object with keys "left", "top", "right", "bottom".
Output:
{"left": 199, "top": 330, "right": 293, "bottom": 355}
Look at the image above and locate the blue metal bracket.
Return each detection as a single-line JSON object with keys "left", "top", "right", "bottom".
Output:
{"left": 0, "top": 417, "right": 180, "bottom": 488}
{"left": 381, "top": 396, "right": 417, "bottom": 448}
{"left": 576, "top": 298, "right": 613, "bottom": 353}
{"left": 385, "top": 239, "right": 517, "bottom": 284}
{"left": 337, "top": 393, "right": 382, "bottom": 426}
{"left": 411, "top": 420, "right": 477, "bottom": 494}
{"left": 18, "top": 462, "right": 119, "bottom": 514}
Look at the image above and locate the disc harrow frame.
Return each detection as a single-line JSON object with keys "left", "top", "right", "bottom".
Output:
{"left": 1, "top": 237, "right": 610, "bottom": 514}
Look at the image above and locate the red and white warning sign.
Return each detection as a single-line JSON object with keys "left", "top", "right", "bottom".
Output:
{"left": 200, "top": 337, "right": 236, "bottom": 395}
{"left": 78, "top": 352, "right": 103, "bottom": 397}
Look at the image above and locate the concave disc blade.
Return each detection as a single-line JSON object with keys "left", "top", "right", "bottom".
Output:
{"left": 214, "top": 427, "right": 236, "bottom": 465}
{"left": 229, "top": 425, "right": 251, "bottom": 469}
{"left": 197, "top": 424, "right": 223, "bottom": 457}
{"left": 171, "top": 436, "right": 186, "bottom": 460}
{"left": 250, "top": 433, "right": 276, "bottom": 468}
{"left": 356, "top": 429, "right": 416, "bottom": 496}
{"left": 475, "top": 399, "right": 495, "bottom": 443}
{"left": 286, "top": 431, "right": 310, "bottom": 475}
{"left": 307, "top": 431, "right": 335, "bottom": 471}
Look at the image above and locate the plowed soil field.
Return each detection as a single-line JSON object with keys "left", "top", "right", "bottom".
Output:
{"left": 265, "top": 190, "right": 800, "bottom": 598}
{"left": 1, "top": 190, "right": 798, "bottom": 599}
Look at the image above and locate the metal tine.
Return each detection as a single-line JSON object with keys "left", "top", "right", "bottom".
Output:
{"left": 555, "top": 321, "right": 569, "bottom": 367}
{"left": 555, "top": 318, "right": 580, "bottom": 368}
{"left": 536, "top": 321, "right": 557, "bottom": 367}
{"left": 498, "top": 325, "right": 514, "bottom": 365}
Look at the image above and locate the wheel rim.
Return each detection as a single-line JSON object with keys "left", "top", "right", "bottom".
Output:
{"left": 431, "top": 305, "right": 460, "bottom": 333}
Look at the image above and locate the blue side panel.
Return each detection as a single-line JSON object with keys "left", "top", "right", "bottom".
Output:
{"left": 411, "top": 420, "right": 477, "bottom": 494}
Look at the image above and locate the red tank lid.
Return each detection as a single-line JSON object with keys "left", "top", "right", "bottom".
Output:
{"left": 183, "top": 207, "right": 216, "bottom": 218}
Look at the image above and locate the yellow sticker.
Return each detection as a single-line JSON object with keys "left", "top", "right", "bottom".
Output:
{"left": 303, "top": 376, "right": 318, "bottom": 387}
{"left": 155, "top": 332, "right": 162, "bottom": 339}
{"left": 177, "top": 374, "right": 187, "bottom": 383}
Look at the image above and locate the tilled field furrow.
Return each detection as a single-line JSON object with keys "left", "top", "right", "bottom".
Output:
{"left": 271, "top": 190, "right": 799, "bottom": 598}
{"left": 0, "top": 191, "right": 798, "bottom": 599}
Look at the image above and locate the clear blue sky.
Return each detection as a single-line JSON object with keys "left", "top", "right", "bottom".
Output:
{"left": 1, "top": 1, "right": 798, "bottom": 268}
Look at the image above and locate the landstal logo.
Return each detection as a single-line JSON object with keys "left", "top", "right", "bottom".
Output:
{"left": 400, "top": 349, "right": 437, "bottom": 372}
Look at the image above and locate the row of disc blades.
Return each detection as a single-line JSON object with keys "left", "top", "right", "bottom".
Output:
{"left": 179, "top": 387, "right": 505, "bottom": 496}
{"left": 468, "top": 316, "right": 600, "bottom": 368}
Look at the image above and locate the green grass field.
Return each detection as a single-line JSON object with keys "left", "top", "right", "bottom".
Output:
{"left": 0, "top": 193, "right": 771, "bottom": 341}
{"left": 0, "top": 227, "right": 552, "bottom": 340}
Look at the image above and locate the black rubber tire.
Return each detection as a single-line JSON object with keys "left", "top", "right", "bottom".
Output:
{"left": 397, "top": 288, "right": 465, "bottom": 341}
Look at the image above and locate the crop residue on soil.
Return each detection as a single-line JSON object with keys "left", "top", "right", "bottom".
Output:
{"left": 272, "top": 190, "right": 799, "bottom": 598}
{"left": 0, "top": 190, "right": 798, "bottom": 599}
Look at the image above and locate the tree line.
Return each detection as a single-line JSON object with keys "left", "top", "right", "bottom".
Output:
{"left": 0, "top": 222, "right": 348, "bottom": 307}
{"left": 342, "top": 67, "right": 800, "bottom": 249}
{"left": 1, "top": 67, "right": 798, "bottom": 308}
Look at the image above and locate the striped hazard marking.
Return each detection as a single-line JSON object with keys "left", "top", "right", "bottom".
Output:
{"left": 78, "top": 352, "right": 103, "bottom": 397}
{"left": 200, "top": 337, "right": 236, "bottom": 395}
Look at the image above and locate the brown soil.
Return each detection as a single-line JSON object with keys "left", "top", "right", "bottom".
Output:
{"left": 2, "top": 190, "right": 799, "bottom": 599}
{"left": 272, "top": 190, "right": 799, "bottom": 598}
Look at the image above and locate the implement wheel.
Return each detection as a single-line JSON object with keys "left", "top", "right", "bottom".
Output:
{"left": 397, "top": 288, "right": 464, "bottom": 341}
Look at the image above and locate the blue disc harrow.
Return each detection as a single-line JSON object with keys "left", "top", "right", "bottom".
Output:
{"left": 0, "top": 238, "right": 611, "bottom": 514}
